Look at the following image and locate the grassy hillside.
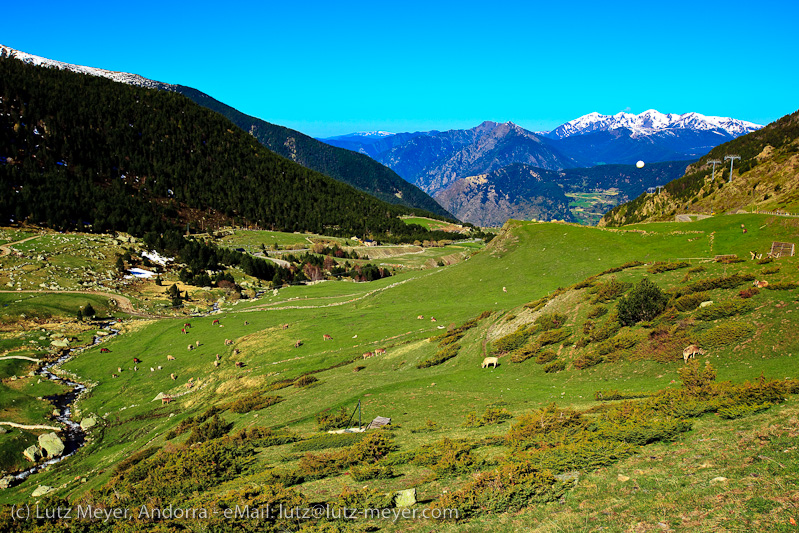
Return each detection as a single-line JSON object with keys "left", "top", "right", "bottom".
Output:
{"left": 1, "top": 215, "right": 797, "bottom": 531}
{"left": 602, "top": 109, "right": 799, "bottom": 226}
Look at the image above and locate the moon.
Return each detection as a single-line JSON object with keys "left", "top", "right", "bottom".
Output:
{"left": 636, "top": 160, "right": 645, "bottom": 169}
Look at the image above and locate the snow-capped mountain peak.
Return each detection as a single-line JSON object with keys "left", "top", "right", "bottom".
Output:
{"left": 548, "top": 109, "right": 762, "bottom": 139}
{"left": 0, "top": 44, "right": 171, "bottom": 90}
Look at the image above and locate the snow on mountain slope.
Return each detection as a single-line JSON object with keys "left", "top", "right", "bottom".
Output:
{"left": 0, "top": 44, "right": 173, "bottom": 90}
{"left": 548, "top": 109, "right": 762, "bottom": 139}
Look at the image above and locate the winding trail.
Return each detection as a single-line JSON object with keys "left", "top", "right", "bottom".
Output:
{"left": 0, "top": 355, "right": 41, "bottom": 363}
{"left": 0, "top": 421, "right": 62, "bottom": 432}
{"left": 0, "top": 234, "right": 40, "bottom": 257}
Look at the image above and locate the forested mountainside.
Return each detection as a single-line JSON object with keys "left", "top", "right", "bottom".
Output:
{"left": 170, "top": 86, "right": 453, "bottom": 218}
{"left": 0, "top": 54, "right": 459, "bottom": 244}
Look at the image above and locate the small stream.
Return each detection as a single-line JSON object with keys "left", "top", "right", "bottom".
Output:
{"left": 7, "top": 322, "right": 119, "bottom": 488}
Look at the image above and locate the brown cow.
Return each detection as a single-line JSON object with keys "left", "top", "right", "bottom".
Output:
{"left": 323, "top": 334, "right": 333, "bottom": 341}
{"left": 195, "top": 340, "right": 200, "bottom": 347}
{"left": 212, "top": 319, "right": 220, "bottom": 325}
{"left": 167, "top": 355, "right": 176, "bottom": 361}
{"left": 215, "top": 353, "right": 221, "bottom": 361}
{"left": 235, "top": 361, "right": 244, "bottom": 368}
{"left": 186, "top": 382, "right": 194, "bottom": 389}
{"left": 133, "top": 358, "right": 141, "bottom": 364}
{"left": 162, "top": 397, "right": 173, "bottom": 405}
{"left": 112, "top": 373, "right": 118, "bottom": 378}
{"left": 363, "top": 351, "right": 374, "bottom": 359}
{"left": 417, "top": 315, "right": 424, "bottom": 320}
{"left": 233, "top": 348, "right": 240, "bottom": 356}
{"left": 170, "top": 373, "right": 177, "bottom": 380}
{"left": 430, "top": 317, "right": 437, "bottom": 322}
{"left": 375, "top": 348, "right": 386, "bottom": 355}
{"left": 282, "top": 323, "right": 290, "bottom": 330}
{"left": 187, "top": 344, "right": 193, "bottom": 351}
{"left": 213, "top": 360, "right": 220, "bottom": 368}
{"left": 294, "top": 340, "right": 303, "bottom": 348}
{"left": 100, "top": 348, "right": 110, "bottom": 353}
{"left": 117, "top": 367, "right": 123, "bottom": 373}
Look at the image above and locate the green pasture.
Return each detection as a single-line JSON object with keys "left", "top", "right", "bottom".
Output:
{"left": 401, "top": 216, "right": 457, "bottom": 231}
{"left": 216, "top": 229, "right": 346, "bottom": 253}
{"left": 2, "top": 216, "right": 798, "bottom": 530}
{"left": 0, "top": 292, "right": 113, "bottom": 321}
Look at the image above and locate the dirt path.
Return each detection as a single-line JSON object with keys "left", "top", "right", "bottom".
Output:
{"left": 0, "top": 234, "right": 41, "bottom": 257}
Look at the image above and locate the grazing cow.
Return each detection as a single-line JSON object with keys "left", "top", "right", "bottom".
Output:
{"left": 430, "top": 317, "right": 437, "bottom": 322}
{"left": 244, "top": 321, "right": 249, "bottom": 326}
{"left": 184, "top": 322, "right": 191, "bottom": 328}
{"left": 213, "top": 360, "right": 220, "bottom": 368}
{"left": 481, "top": 357, "right": 499, "bottom": 369}
{"left": 755, "top": 280, "right": 769, "bottom": 288}
{"left": 363, "top": 351, "right": 374, "bottom": 359}
{"left": 112, "top": 374, "right": 118, "bottom": 378}
{"left": 375, "top": 348, "right": 386, "bottom": 355}
{"left": 212, "top": 319, "right": 220, "bottom": 325}
{"left": 294, "top": 340, "right": 303, "bottom": 348}
{"left": 503, "top": 286, "right": 507, "bottom": 293}
{"left": 195, "top": 340, "right": 200, "bottom": 347}
{"left": 282, "top": 323, "right": 290, "bottom": 330}
{"left": 133, "top": 358, "right": 141, "bottom": 364}
{"left": 133, "top": 366, "right": 138, "bottom": 372}
{"left": 185, "top": 382, "right": 194, "bottom": 389}
{"left": 743, "top": 228, "right": 748, "bottom": 234}
{"left": 162, "top": 397, "right": 173, "bottom": 405}
{"left": 150, "top": 367, "right": 155, "bottom": 372}
{"left": 232, "top": 349, "right": 240, "bottom": 356}
{"left": 323, "top": 334, "right": 333, "bottom": 341}
{"left": 417, "top": 315, "right": 424, "bottom": 320}
{"left": 170, "top": 373, "right": 176, "bottom": 380}
{"left": 683, "top": 345, "right": 706, "bottom": 363}
{"left": 235, "top": 361, "right": 244, "bottom": 368}
{"left": 215, "top": 353, "right": 221, "bottom": 360}
{"left": 224, "top": 339, "right": 233, "bottom": 346}
{"left": 117, "top": 367, "right": 122, "bottom": 373}
{"left": 187, "top": 344, "right": 193, "bottom": 351}
{"left": 158, "top": 365, "right": 162, "bottom": 370}
{"left": 167, "top": 355, "right": 176, "bottom": 361}
{"left": 100, "top": 348, "right": 110, "bottom": 353}
{"left": 181, "top": 328, "right": 186, "bottom": 335}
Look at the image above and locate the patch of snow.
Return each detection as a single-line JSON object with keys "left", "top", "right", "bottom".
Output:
{"left": 142, "top": 250, "right": 172, "bottom": 265}
{"left": 125, "top": 268, "right": 155, "bottom": 279}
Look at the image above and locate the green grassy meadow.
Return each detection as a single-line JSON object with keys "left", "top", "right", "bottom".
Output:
{"left": 1, "top": 215, "right": 798, "bottom": 531}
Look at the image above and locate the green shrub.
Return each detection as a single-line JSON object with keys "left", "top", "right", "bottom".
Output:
{"left": 589, "top": 277, "right": 630, "bottom": 303}
{"left": 505, "top": 405, "right": 585, "bottom": 448}
{"left": 264, "top": 378, "right": 294, "bottom": 391}
{"left": 673, "top": 273, "right": 755, "bottom": 297}
{"left": 589, "top": 313, "right": 621, "bottom": 342}
{"left": 761, "top": 266, "right": 780, "bottom": 275}
{"left": 491, "top": 327, "right": 533, "bottom": 354}
{"left": 593, "top": 390, "right": 652, "bottom": 401}
{"left": 617, "top": 279, "right": 669, "bottom": 326}
{"left": 694, "top": 300, "right": 754, "bottom": 320}
{"left": 696, "top": 322, "right": 756, "bottom": 347}
{"left": 185, "top": 414, "right": 232, "bottom": 445}
{"left": 510, "top": 342, "right": 537, "bottom": 363}
{"left": 338, "top": 486, "right": 396, "bottom": 510}
{"left": 587, "top": 305, "right": 608, "bottom": 319}
{"left": 349, "top": 463, "right": 395, "bottom": 481}
{"left": 596, "top": 332, "right": 638, "bottom": 355}
{"left": 717, "top": 402, "right": 772, "bottom": 419}
{"left": 346, "top": 432, "right": 395, "bottom": 464}
{"left": 764, "top": 281, "right": 798, "bottom": 290}
{"left": 431, "top": 461, "right": 569, "bottom": 520}
{"left": 223, "top": 393, "right": 283, "bottom": 414}
{"left": 229, "top": 427, "right": 297, "bottom": 447}
{"left": 316, "top": 407, "right": 350, "bottom": 431}
{"left": 524, "top": 296, "right": 550, "bottom": 312}
{"left": 673, "top": 292, "right": 709, "bottom": 311}
{"left": 538, "top": 328, "right": 571, "bottom": 346}
{"left": 535, "top": 350, "right": 557, "bottom": 364}
{"left": 293, "top": 375, "right": 319, "bottom": 388}
{"left": 648, "top": 261, "right": 689, "bottom": 274}
{"left": 480, "top": 406, "right": 513, "bottom": 424}
{"left": 535, "top": 313, "right": 568, "bottom": 331}
{"left": 417, "top": 344, "right": 460, "bottom": 368}
{"left": 543, "top": 360, "right": 566, "bottom": 373}
{"left": 688, "top": 265, "right": 706, "bottom": 273}
{"left": 739, "top": 287, "right": 759, "bottom": 298}
{"left": 573, "top": 352, "right": 604, "bottom": 369}
{"left": 756, "top": 257, "right": 773, "bottom": 264}
{"left": 575, "top": 337, "right": 589, "bottom": 348}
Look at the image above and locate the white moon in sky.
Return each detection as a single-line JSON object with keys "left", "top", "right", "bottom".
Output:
{"left": 636, "top": 160, "right": 645, "bottom": 168}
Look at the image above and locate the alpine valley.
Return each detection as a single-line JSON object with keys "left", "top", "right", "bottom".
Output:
{"left": 1, "top": 41, "right": 799, "bottom": 533}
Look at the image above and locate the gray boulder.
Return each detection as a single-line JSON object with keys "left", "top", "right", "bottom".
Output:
{"left": 80, "top": 417, "right": 97, "bottom": 431}
{"left": 38, "top": 432, "right": 65, "bottom": 458}
{"left": 23, "top": 445, "right": 42, "bottom": 463}
{"left": 394, "top": 488, "right": 417, "bottom": 507}
{"left": 31, "top": 485, "right": 53, "bottom": 497}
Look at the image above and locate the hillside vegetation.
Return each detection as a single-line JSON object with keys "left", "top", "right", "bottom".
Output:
{"left": 602, "top": 108, "right": 799, "bottom": 226}
{"left": 0, "top": 54, "right": 453, "bottom": 242}
{"left": 1, "top": 215, "right": 797, "bottom": 531}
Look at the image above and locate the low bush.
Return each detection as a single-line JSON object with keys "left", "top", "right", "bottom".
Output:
{"left": 185, "top": 414, "right": 232, "bottom": 445}
{"left": 417, "top": 344, "right": 460, "bottom": 368}
{"left": 229, "top": 427, "right": 297, "bottom": 447}
{"left": 292, "top": 432, "right": 364, "bottom": 452}
{"left": 587, "top": 305, "right": 608, "bottom": 319}
{"left": 756, "top": 257, "right": 773, "bottom": 264}
{"left": 573, "top": 352, "right": 604, "bottom": 369}
{"left": 589, "top": 277, "right": 631, "bottom": 303}
{"left": 617, "top": 279, "right": 669, "bottom": 326}
{"left": 687, "top": 265, "right": 706, "bottom": 273}
{"left": 349, "top": 463, "right": 395, "bottom": 481}
{"left": 673, "top": 273, "right": 755, "bottom": 297}
{"left": 534, "top": 313, "right": 568, "bottom": 331}
{"left": 764, "top": 281, "right": 798, "bottom": 290}
{"left": 593, "top": 390, "right": 652, "bottom": 401}
{"left": 696, "top": 322, "right": 756, "bottom": 348}
{"left": 338, "top": 487, "right": 396, "bottom": 510}
{"left": 316, "top": 407, "right": 350, "bottom": 431}
{"left": 648, "top": 261, "right": 689, "bottom": 274}
{"left": 596, "top": 332, "right": 638, "bottom": 355}
{"left": 535, "top": 349, "right": 557, "bottom": 364}
{"left": 538, "top": 328, "right": 571, "bottom": 346}
{"left": 543, "top": 360, "right": 566, "bottom": 373}
{"left": 673, "top": 292, "right": 709, "bottom": 311}
{"left": 480, "top": 406, "right": 513, "bottom": 424}
{"left": 491, "top": 327, "right": 533, "bottom": 354}
{"left": 694, "top": 300, "right": 755, "bottom": 320}
{"left": 761, "top": 266, "right": 781, "bottom": 275}
{"left": 223, "top": 393, "right": 283, "bottom": 414}
{"left": 293, "top": 375, "right": 319, "bottom": 388}
{"left": 717, "top": 402, "right": 772, "bottom": 419}
{"left": 739, "top": 287, "right": 759, "bottom": 298}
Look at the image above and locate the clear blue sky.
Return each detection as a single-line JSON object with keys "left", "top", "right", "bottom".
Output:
{"left": 3, "top": 0, "right": 797, "bottom": 137}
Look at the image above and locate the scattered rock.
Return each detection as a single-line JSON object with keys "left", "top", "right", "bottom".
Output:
{"left": 0, "top": 475, "right": 14, "bottom": 489}
{"left": 38, "top": 432, "right": 65, "bottom": 458}
{"left": 710, "top": 476, "right": 728, "bottom": 483}
{"left": 617, "top": 474, "right": 630, "bottom": 482}
{"left": 23, "top": 445, "right": 42, "bottom": 463}
{"left": 50, "top": 338, "right": 70, "bottom": 348}
{"left": 394, "top": 488, "right": 417, "bottom": 507}
{"left": 0, "top": 426, "right": 6, "bottom": 434}
{"left": 700, "top": 301, "right": 713, "bottom": 308}
{"left": 555, "top": 471, "right": 580, "bottom": 482}
{"left": 80, "top": 417, "right": 97, "bottom": 431}
{"left": 31, "top": 485, "right": 53, "bottom": 498}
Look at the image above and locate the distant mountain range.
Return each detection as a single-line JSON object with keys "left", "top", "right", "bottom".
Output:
{"left": 0, "top": 44, "right": 451, "bottom": 219}
{"left": 322, "top": 112, "right": 762, "bottom": 195}
{"left": 600, "top": 109, "right": 799, "bottom": 226}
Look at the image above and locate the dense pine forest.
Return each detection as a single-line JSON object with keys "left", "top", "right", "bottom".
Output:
{"left": 171, "top": 86, "right": 453, "bottom": 218}
{"left": 0, "top": 53, "right": 459, "bottom": 246}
